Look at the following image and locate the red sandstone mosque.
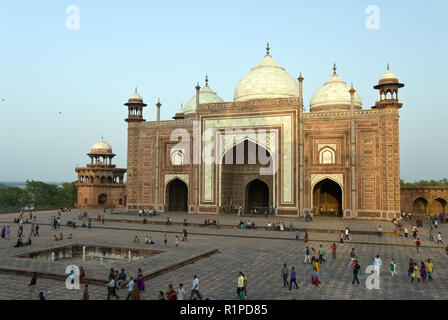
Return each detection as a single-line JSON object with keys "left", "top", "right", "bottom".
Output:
{"left": 75, "top": 45, "right": 447, "bottom": 219}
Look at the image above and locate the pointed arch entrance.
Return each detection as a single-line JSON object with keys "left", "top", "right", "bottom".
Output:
{"left": 220, "top": 139, "right": 274, "bottom": 213}
{"left": 413, "top": 197, "right": 428, "bottom": 214}
{"left": 430, "top": 198, "right": 446, "bottom": 214}
{"left": 312, "top": 178, "right": 343, "bottom": 216}
{"left": 245, "top": 179, "right": 269, "bottom": 212}
{"left": 98, "top": 194, "right": 107, "bottom": 206}
{"left": 166, "top": 178, "right": 188, "bottom": 212}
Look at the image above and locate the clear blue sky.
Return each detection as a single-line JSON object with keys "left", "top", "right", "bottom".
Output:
{"left": 0, "top": 0, "right": 447, "bottom": 182}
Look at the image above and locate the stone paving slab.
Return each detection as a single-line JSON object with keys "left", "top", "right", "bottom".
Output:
{"left": 0, "top": 209, "right": 447, "bottom": 300}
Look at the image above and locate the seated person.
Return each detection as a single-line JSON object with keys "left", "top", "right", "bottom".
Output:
{"left": 148, "top": 237, "right": 155, "bottom": 245}
{"left": 26, "top": 237, "right": 32, "bottom": 246}
{"left": 142, "top": 218, "right": 147, "bottom": 224}
{"left": 183, "top": 219, "right": 188, "bottom": 226}
{"left": 133, "top": 236, "right": 140, "bottom": 244}
{"left": 53, "top": 234, "right": 58, "bottom": 241}
{"left": 59, "top": 233, "right": 64, "bottom": 240}
{"left": 267, "top": 221, "right": 272, "bottom": 230}
{"left": 14, "top": 238, "right": 24, "bottom": 247}
{"left": 68, "top": 234, "right": 73, "bottom": 239}
{"left": 82, "top": 221, "right": 86, "bottom": 227}
{"left": 165, "top": 217, "right": 170, "bottom": 225}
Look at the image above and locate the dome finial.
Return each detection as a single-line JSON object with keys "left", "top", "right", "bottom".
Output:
{"left": 387, "top": 63, "right": 390, "bottom": 71}
{"left": 135, "top": 86, "right": 137, "bottom": 93}
{"left": 266, "top": 42, "right": 270, "bottom": 56}
{"left": 205, "top": 74, "right": 209, "bottom": 86}
{"left": 333, "top": 62, "right": 337, "bottom": 75}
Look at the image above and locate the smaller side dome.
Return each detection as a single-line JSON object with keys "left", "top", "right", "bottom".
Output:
{"left": 379, "top": 64, "right": 399, "bottom": 84}
{"left": 91, "top": 138, "right": 113, "bottom": 154}
{"left": 309, "top": 64, "right": 362, "bottom": 112}
{"left": 184, "top": 76, "right": 224, "bottom": 115}
{"left": 128, "top": 87, "right": 144, "bottom": 103}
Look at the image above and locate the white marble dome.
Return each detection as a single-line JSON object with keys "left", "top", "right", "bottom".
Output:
{"left": 91, "top": 139, "right": 112, "bottom": 153}
{"left": 184, "top": 84, "right": 224, "bottom": 115}
{"left": 380, "top": 69, "right": 398, "bottom": 81}
{"left": 234, "top": 54, "right": 299, "bottom": 102}
{"left": 310, "top": 71, "right": 362, "bottom": 112}
{"left": 128, "top": 88, "right": 143, "bottom": 102}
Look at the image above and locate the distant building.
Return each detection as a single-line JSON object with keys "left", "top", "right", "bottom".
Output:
{"left": 75, "top": 139, "right": 126, "bottom": 208}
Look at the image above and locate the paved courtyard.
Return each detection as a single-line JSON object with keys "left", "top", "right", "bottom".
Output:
{"left": 0, "top": 209, "right": 446, "bottom": 300}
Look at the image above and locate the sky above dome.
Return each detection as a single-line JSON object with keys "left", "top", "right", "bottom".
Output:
{"left": 0, "top": 0, "right": 447, "bottom": 182}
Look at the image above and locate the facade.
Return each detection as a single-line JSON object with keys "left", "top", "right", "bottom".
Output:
{"left": 123, "top": 46, "right": 406, "bottom": 221}
{"left": 75, "top": 139, "right": 126, "bottom": 208}
{"left": 401, "top": 186, "right": 448, "bottom": 215}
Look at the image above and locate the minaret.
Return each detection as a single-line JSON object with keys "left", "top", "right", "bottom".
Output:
{"left": 349, "top": 84, "right": 357, "bottom": 218}
{"left": 298, "top": 73, "right": 304, "bottom": 216}
{"left": 194, "top": 83, "right": 201, "bottom": 213}
{"left": 124, "top": 87, "right": 147, "bottom": 122}
{"left": 373, "top": 64, "right": 405, "bottom": 109}
{"left": 155, "top": 99, "right": 161, "bottom": 212}
{"left": 374, "top": 65, "right": 404, "bottom": 220}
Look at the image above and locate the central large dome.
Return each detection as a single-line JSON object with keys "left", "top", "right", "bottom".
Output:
{"left": 233, "top": 52, "right": 299, "bottom": 102}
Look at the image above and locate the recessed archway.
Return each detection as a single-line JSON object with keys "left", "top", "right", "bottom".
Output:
{"left": 312, "top": 178, "right": 342, "bottom": 217}
{"left": 413, "top": 197, "right": 428, "bottom": 214}
{"left": 220, "top": 139, "right": 274, "bottom": 212}
{"left": 98, "top": 194, "right": 107, "bottom": 206}
{"left": 245, "top": 179, "right": 270, "bottom": 212}
{"left": 430, "top": 198, "right": 446, "bottom": 214}
{"left": 166, "top": 178, "right": 188, "bottom": 212}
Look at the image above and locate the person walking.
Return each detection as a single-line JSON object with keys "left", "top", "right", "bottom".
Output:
{"left": 177, "top": 283, "right": 186, "bottom": 300}
{"left": 6, "top": 225, "right": 10, "bottom": 239}
{"left": 352, "top": 260, "right": 361, "bottom": 284}
{"left": 312, "top": 259, "right": 320, "bottom": 273}
{"left": 106, "top": 278, "right": 119, "bottom": 299}
{"left": 416, "top": 238, "right": 421, "bottom": 256}
{"left": 237, "top": 272, "right": 245, "bottom": 300}
{"left": 437, "top": 232, "right": 443, "bottom": 244}
{"left": 331, "top": 243, "right": 337, "bottom": 260}
{"left": 190, "top": 275, "right": 202, "bottom": 300}
{"left": 426, "top": 259, "right": 434, "bottom": 281}
{"left": 374, "top": 255, "right": 382, "bottom": 275}
{"left": 303, "top": 232, "right": 309, "bottom": 243}
{"left": 390, "top": 259, "right": 398, "bottom": 277}
{"left": 339, "top": 231, "right": 345, "bottom": 245}
{"left": 295, "top": 229, "right": 300, "bottom": 241}
{"left": 28, "top": 272, "right": 37, "bottom": 300}
{"left": 282, "top": 264, "right": 289, "bottom": 288}
{"left": 318, "top": 245, "right": 326, "bottom": 264}
{"left": 175, "top": 235, "right": 179, "bottom": 247}
{"left": 404, "top": 227, "right": 408, "bottom": 238}
{"left": 82, "top": 284, "right": 89, "bottom": 300}
{"left": 429, "top": 228, "right": 434, "bottom": 241}
{"left": 166, "top": 284, "right": 178, "bottom": 300}
{"left": 348, "top": 248, "right": 357, "bottom": 268}
{"left": 411, "top": 264, "right": 421, "bottom": 283}
{"left": 378, "top": 226, "right": 383, "bottom": 238}
{"left": 289, "top": 266, "right": 299, "bottom": 290}
{"left": 420, "top": 262, "right": 427, "bottom": 282}
{"left": 311, "top": 267, "right": 321, "bottom": 289}
{"left": 126, "top": 277, "right": 134, "bottom": 300}
{"left": 304, "top": 246, "right": 311, "bottom": 264}
{"left": 344, "top": 227, "right": 350, "bottom": 241}
{"left": 408, "top": 258, "right": 415, "bottom": 277}
{"left": 311, "top": 248, "right": 317, "bottom": 263}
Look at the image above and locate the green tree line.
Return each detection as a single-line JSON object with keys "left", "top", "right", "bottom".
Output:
{"left": 400, "top": 178, "right": 448, "bottom": 186}
{"left": 0, "top": 180, "right": 77, "bottom": 212}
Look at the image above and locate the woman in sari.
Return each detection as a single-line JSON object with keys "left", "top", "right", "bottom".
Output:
{"left": 420, "top": 262, "right": 427, "bottom": 282}
{"left": 304, "top": 232, "right": 309, "bottom": 243}
{"left": 311, "top": 267, "right": 320, "bottom": 288}
{"left": 137, "top": 268, "right": 145, "bottom": 291}
{"left": 130, "top": 281, "right": 141, "bottom": 300}
{"left": 1, "top": 226, "right": 5, "bottom": 239}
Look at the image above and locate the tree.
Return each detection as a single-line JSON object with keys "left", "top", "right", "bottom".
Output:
{"left": 0, "top": 185, "right": 28, "bottom": 211}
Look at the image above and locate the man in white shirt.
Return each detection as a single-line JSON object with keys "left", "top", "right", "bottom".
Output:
{"left": 177, "top": 283, "right": 186, "bottom": 300}
{"left": 190, "top": 275, "right": 202, "bottom": 300}
{"left": 126, "top": 277, "right": 134, "bottom": 300}
{"left": 107, "top": 278, "right": 119, "bottom": 300}
{"left": 374, "top": 255, "right": 382, "bottom": 275}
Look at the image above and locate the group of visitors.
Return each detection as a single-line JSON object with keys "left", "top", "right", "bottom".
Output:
{"left": 266, "top": 221, "right": 285, "bottom": 231}
{"left": 238, "top": 220, "right": 256, "bottom": 229}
